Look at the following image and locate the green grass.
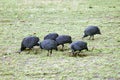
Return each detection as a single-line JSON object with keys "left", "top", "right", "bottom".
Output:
{"left": 0, "top": 0, "right": 120, "bottom": 80}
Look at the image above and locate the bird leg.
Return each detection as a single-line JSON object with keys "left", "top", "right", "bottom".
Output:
{"left": 50, "top": 50, "right": 52, "bottom": 56}
{"left": 61, "top": 44, "right": 64, "bottom": 51}
{"left": 72, "top": 52, "right": 75, "bottom": 57}
{"left": 77, "top": 50, "right": 81, "bottom": 56}
{"left": 47, "top": 50, "right": 50, "bottom": 56}
{"left": 72, "top": 50, "right": 76, "bottom": 57}
{"left": 92, "top": 36, "right": 94, "bottom": 40}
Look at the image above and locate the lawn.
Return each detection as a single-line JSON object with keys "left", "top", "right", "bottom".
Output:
{"left": 0, "top": 0, "right": 120, "bottom": 80}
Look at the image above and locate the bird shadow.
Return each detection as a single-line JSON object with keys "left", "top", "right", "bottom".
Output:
{"left": 69, "top": 53, "right": 89, "bottom": 57}
{"left": 68, "top": 50, "right": 100, "bottom": 57}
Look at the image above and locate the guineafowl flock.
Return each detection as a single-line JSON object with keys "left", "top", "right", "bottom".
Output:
{"left": 18, "top": 26, "right": 101, "bottom": 56}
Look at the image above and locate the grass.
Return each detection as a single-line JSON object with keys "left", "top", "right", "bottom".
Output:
{"left": 0, "top": 0, "right": 120, "bottom": 80}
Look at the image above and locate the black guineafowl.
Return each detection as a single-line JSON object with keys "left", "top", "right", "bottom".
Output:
{"left": 56, "top": 35, "right": 72, "bottom": 51}
{"left": 18, "top": 36, "right": 40, "bottom": 54}
{"left": 44, "top": 33, "right": 58, "bottom": 40}
{"left": 70, "top": 41, "right": 88, "bottom": 56}
{"left": 40, "top": 39, "right": 58, "bottom": 56}
{"left": 82, "top": 26, "right": 101, "bottom": 40}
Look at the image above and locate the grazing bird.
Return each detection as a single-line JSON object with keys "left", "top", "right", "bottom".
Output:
{"left": 70, "top": 41, "right": 88, "bottom": 56}
{"left": 40, "top": 39, "right": 58, "bottom": 56}
{"left": 82, "top": 26, "right": 101, "bottom": 40}
{"left": 44, "top": 33, "right": 59, "bottom": 40}
{"left": 18, "top": 36, "right": 40, "bottom": 54}
{"left": 56, "top": 35, "right": 72, "bottom": 51}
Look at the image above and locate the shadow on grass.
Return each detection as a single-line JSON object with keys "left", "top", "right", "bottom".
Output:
{"left": 59, "top": 48, "right": 70, "bottom": 52}
{"left": 77, "top": 53, "right": 89, "bottom": 57}
{"left": 67, "top": 50, "right": 101, "bottom": 58}
{"left": 15, "top": 48, "right": 41, "bottom": 55}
